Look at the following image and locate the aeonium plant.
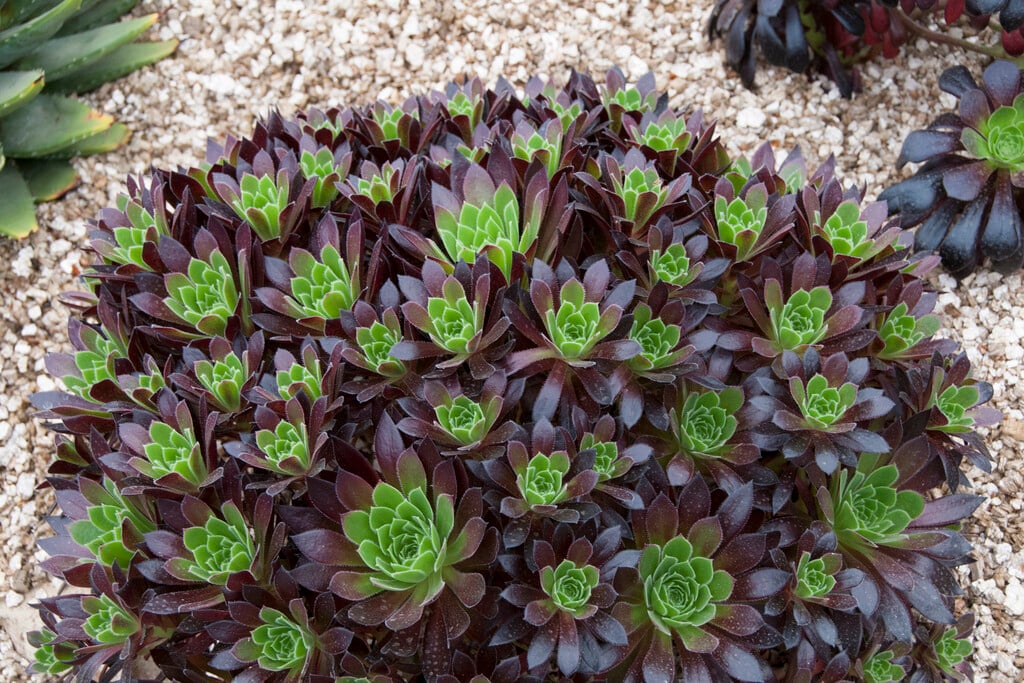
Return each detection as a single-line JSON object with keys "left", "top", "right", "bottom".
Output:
{"left": 29, "top": 70, "right": 994, "bottom": 682}
{"left": 882, "top": 60, "right": 1024, "bottom": 276}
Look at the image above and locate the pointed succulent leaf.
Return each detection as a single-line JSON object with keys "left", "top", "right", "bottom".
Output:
{"left": 46, "top": 39, "right": 178, "bottom": 94}
{"left": 0, "top": 162, "right": 37, "bottom": 237}
{"left": 0, "top": 93, "right": 114, "bottom": 157}
{"left": 13, "top": 13, "right": 158, "bottom": 80}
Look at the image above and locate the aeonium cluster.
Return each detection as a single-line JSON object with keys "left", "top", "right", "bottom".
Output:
{"left": 30, "top": 69, "right": 994, "bottom": 682}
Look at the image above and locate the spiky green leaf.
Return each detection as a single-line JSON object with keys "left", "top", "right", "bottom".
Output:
{"left": 0, "top": 69, "right": 44, "bottom": 116}
{"left": 43, "top": 121, "right": 128, "bottom": 157}
{"left": 18, "top": 158, "right": 77, "bottom": 200}
{"left": 0, "top": 93, "right": 112, "bottom": 157}
{"left": 0, "top": 0, "right": 81, "bottom": 68}
{"left": 47, "top": 39, "right": 177, "bottom": 93}
{"left": 15, "top": 13, "right": 156, "bottom": 80}
{"left": 0, "top": 161, "right": 37, "bottom": 237}
{"left": 57, "top": 0, "right": 139, "bottom": 35}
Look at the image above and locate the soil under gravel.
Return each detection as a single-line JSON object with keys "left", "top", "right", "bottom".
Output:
{"left": 0, "top": 0, "right": 1021, "bottom": 680}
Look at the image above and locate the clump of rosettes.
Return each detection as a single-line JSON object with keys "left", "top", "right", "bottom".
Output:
{"left": 31, "top": 68, "right": 995, "bottom": 682}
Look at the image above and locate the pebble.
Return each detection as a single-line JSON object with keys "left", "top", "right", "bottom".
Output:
{"left": 736, "top": 106, "right": 766, "bottom": 129}
{"left": 1005, "top": 579, "right": 1024, "bottom": 616}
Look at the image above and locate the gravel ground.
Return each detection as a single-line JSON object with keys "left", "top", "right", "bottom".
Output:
{"left": 0, "top": 0, "right": 1021, "bottom": 680}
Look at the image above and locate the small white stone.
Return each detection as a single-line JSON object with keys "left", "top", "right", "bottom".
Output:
{"left": 736, "top": 107, "right": 766, "bottom": 129}
{"left": 207, "top": 73, "right": 235, "bottom": 94}
{"left": 994, "top": 542, "right": 1014, "bottom": 565}
{"left": 404, "top": 43, "right": 424, "bottom": 68}
{"left": 1005, "top": 579, "right": 1024, "bottom": 616}
{"left": 15, "top": 474, "right": 35, "bottom": 499}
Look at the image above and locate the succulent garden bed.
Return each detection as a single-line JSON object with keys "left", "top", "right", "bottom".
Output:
{"left": 0, "top": 0, "right": 1022, "bottom": 682}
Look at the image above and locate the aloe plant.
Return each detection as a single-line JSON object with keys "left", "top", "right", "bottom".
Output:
{"left": 0, "top": 0, "right": 177, "bottom": 237}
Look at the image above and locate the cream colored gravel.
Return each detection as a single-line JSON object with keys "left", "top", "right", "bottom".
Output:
{"left": 0, "top": 0, "right": 1020, "bottom": 680}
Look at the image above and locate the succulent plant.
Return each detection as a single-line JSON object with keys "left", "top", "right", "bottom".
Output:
{"left": 174, "top": 502, "right": 256, "bottom": 584}
{"left": 0, "top": 0, "right": 176, "bottom": 237}
{"left": 29, "top": 70, "right": 993, "bottom": 682}
{"left": 862, "top": 649, "right": 906, "bottom": 683}
{"left": 238, "top": 606, "right": 314, "bottom": 674}
{"left": 882, "top": 60, "right": 1024, "bottom": 276}
{"left": 708, "top": 0, "right": 1024, "bottom": 99}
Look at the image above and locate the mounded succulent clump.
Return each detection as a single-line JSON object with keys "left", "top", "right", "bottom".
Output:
{"left": 30, "top": 69, "right": 996, "bottom": 682}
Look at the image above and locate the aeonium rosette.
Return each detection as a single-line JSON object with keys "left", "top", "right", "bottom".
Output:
{"left": 758, "top": 521, "right": 875, "bottom": 656}
{"left": 749, "top": 348, "right": 895, "bottom": 474}
{"left": 881, "top": 60, "right": 1024, "bottom": 275}
{"left": 609, "top": 291, "right": 709, "bottom": 428}
{"left": 506, "top": 259, "right": 640, "bottom": 421}
{"left": 289, "top": 416, "right": 498, "bottom": 663}
{"left": 206, "top": 569, "right": 355, "bottom": 682}
{"left": 493, "top": 524, "right": 630, "bottom": 677}
{"left": 396, "top": 258, "right": 511, "bottom": 379}
{"left": 29, "top": 563, "right": 168, "bottom": 677}
{"left": 570, "top": 412, "right": 652, "bottom": 511}
{"left": 709, "top": 177, "right": 794, "bottom": 263}
{"left": 817, "top": 449, "right": 984, "bottom": 642}
{"left": 610, "top": 480, "right": 782, "bottom": 683}
{"left": 339, "top": 299, "right": 414, "bottom": 402}
{"left": 396, "top": 374, "right": 522, "bottom": 459}
{"left": 894, "top": 352, "right": 998, "bottom": 489}
{"left": 255, "top": 216, "right": 365, "bottom": 335}
{"left": 474, "top": 419, "right": 601, "bottom": 547}
{"left": 730, "top": 252, "right": 872, "bottom": 362}
{"left": 661, "top": 383, "right": 761, "bottom": 486}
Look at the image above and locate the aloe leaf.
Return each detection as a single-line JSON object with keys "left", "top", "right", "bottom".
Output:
{"left": 1, "top": 1, "right": 63, "bottom": 31}
{"left": 47, "top": 39, "right": 177, "bottom": 94}
{"left": 0, "top": 0, "right": 81, "bottom": 68}
{"left": 44, "top": 121, "right": 127, "bottom": 157}
{"left": 58, "top": 0, "right": 139, "bottom": 35}
{"left": 19, "top": 158, "right": 78, "bottom": 200}
{"left": 0, "top": 93, "right": 112, "bottom": 157}
{"left": 0, "top": 69, "right": 43, "bottom": 116}
{"left": 17, "top": 13, "right": 157, "bottom": 80}
{"left": 0, "top": 162, "right": 38, "bottom": 237}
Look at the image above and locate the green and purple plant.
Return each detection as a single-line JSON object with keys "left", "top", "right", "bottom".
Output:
{"left": 29, "top": 70, "right": 994, "bottom": 682}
